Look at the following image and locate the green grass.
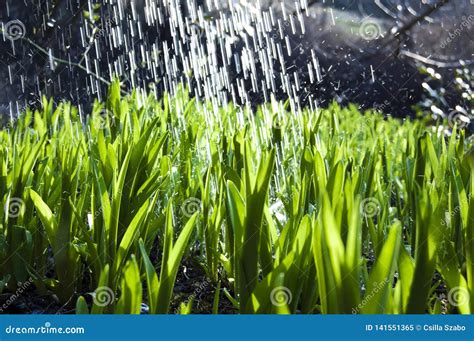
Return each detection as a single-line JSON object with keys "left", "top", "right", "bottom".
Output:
{"left": 0, "top": 83, "right": 472, "bottom": 314}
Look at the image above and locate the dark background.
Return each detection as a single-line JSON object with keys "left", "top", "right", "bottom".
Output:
{"left": 0, "top": 0, "right": 472, "bottom": 119}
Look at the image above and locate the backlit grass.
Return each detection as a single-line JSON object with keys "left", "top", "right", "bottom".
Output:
{"left": 0, "top": 83, "right": 473, "bottom": 314}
